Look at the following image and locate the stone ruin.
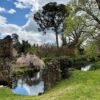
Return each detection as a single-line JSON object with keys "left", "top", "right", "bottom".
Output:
{"left": 0, "top": 36, "right": 13, "bottom": 87}
{"left": 12, "top": 53, "right": 46, "bottom": 95}
{"left": 0, "top": 36, "right": 71, "bottom": 94}
{"left": 0, "top": 36, "right": 63, "bottom": 91}
{"left": 14, "top": 54, "right": 71, "bottom": 93}
{"left": 43, "top": 60, "right": 61, "bottom": 90}
{"left": 0, "top": 36, "right": 12, "bottom": 58}
{"left": 43, "top": 57, "right": 71, "bottom": 90}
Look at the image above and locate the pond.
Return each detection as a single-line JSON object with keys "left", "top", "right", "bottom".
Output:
{"left": 12, "top": 71, "right": 44, "bottom": 96}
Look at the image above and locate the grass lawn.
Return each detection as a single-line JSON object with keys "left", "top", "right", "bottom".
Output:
{"left": 0, "top": 69, "right": 100, "bottom": 100}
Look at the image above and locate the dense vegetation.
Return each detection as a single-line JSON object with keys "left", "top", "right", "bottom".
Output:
{"left": 14, "top": 0, "right": 100, "bottom": 61}
{"left": 0, "top": 0, "right": 100, "bottom": 99}
{"left": 0, "top": 62, "right": 100, "bottom": 100}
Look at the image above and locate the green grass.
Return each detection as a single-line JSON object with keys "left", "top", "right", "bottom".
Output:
{"left": 0, "top": 69, "right": 100, "bottom": 100}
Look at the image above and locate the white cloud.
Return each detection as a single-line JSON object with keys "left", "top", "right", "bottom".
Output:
{"left": 0, "top": 0, "right": 69, "bottom": 45}
{"left": 8, "top": 9, "right": 16, "bottom": 14}
{"left": 25, "top": 14, "right": 29, "bottom": 18}
{"left": 14, "top": 0, "right": 69, "bottom": 11}
{"left": 14, "top": 2, "right": 28, "bottom": 9}
{"left": 0, "top": 7, "right": 6, "bottom": 13}
{"left": 0, "top": 15, "right": 61, "bottom": 45}
{"left": 0, "top": 16, "right": 7, "bottom": 24}
{"left": 14, "top": 0, "right": 39, "bottom": 11}
{"left": 19, "top": 31, "right": 57, "bottom": 46}
{"left": 38, "top": 0, "right": 69, "bottom": 6}
{"left": 0, "top": 7, "right": 16, "bottom": 14}
{"left": 23, "top": 14, "right": 38, "bottom": 32}
{"left": 0, "top": 16, "right": 20, "bottom": 36}
{"left": 22, "top": 15, "right": 62, "bottom": 45}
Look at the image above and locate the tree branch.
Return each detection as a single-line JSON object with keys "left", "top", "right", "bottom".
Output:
{"left": 78, "top": 7, "right": 100, "bottom": 24}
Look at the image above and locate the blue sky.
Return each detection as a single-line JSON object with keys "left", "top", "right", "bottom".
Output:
{"left": 0, "top": 0, "right": 30, "bottom": 26}
{"left": 0, "top": 0, "right": 69, "bottom": 45}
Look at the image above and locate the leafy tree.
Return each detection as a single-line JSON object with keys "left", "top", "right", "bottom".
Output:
{"left": 15, "top": 40, "right": 31, "bottom": 54}
{"left": 74, "top": 0, "right": 100, "bottom": 24}
{"left": 12, "top": 33, "right": 20, "bottom": 53}
{"left": 93, "top": 34, "right": 100, "bottom": 54}
{"left": 85, "top": 41, "right": 98, "bottom": 58}
{"left": 65, "top": 16, "right": 87, "bottom": 55}
{"left": 34, "top": 2, "right": 69, "bottom": 48}
{"left": 65, "top": 5, "right": 87, "bottom": 48}
{"left": 20, "top": 40, "right": 31, "bottom": 53}
{"left": 12, "top": 33, "right": 19, "bottom": 43}
{"left": 75, "top": 0, "right": 100, "bottom": 52}
{"left": 77, "top": 0, "right": 100, "bottom": 43}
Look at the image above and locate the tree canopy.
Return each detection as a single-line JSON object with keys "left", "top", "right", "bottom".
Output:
{"left": 65, "top": 0, "right": 100, "bottom": 57}
{"left": 34, "top": 2, "right": 69, "bottom": 48}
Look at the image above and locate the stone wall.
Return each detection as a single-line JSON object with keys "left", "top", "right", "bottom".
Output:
{"left": 0, "top": 36, "right": 12, "bottom": 58}
{"left": 43, "top": 57, "right": 71, "bottom": 90}
{"left": 0, "top": 36, "right": 13, "bottom": 87}
{"left": 12, "top": 55, "right": 71, "bottom": 91}
{"left": 43, "top": 60, "right": 61, "bottom": 90}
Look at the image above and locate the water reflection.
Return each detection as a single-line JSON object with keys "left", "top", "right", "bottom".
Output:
{"left": 12, "top": 71, "right": 44, "bottom": 96}
{"left": 81, "top": 65, "right": 91, "bottom": 71}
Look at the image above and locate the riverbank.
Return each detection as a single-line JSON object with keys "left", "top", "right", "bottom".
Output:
{"left": 0, "top": 68, "right": 100, "bottom": 100}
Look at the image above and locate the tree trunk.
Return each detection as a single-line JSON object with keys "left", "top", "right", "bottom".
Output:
{"left": 79, "top": 7, "right": 100, "bottom": 24}
{"left": 55, "top": 31, "right": 59, "bottom": 48}
{"left": 61, "top": 34, "right": 67, "bottom": 46}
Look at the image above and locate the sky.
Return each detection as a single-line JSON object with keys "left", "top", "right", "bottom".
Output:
{"left": 0, "top": 0, "right": 69, "bottom": 45}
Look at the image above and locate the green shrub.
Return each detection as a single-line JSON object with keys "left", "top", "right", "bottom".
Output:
{"left": 92, "top": 61, "right": 100, "bottom": 69}
{"left": 72, "top": 56, "right": 88, "bottom": 69}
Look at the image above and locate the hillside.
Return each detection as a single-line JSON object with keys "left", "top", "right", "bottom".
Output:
{"left": 0, "top": 68, "right": 100, "bottom": 100}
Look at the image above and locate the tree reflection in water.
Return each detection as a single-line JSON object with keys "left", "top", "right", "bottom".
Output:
{"left": 12, "top": 69, "right": 44, "bottom": 96}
